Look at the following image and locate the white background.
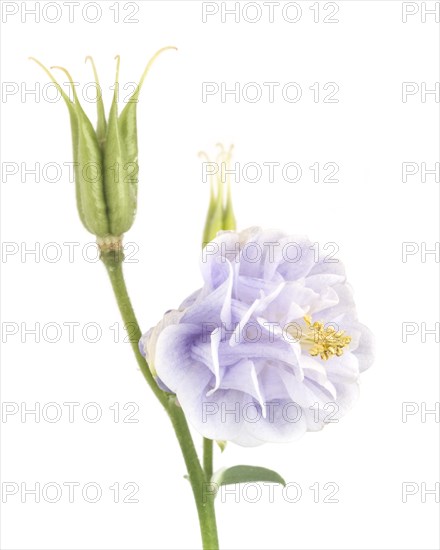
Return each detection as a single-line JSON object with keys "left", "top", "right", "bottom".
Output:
{"left": 1, "top": 1, "right": 439, "bottom": 549}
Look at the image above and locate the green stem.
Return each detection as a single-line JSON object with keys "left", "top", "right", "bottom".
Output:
{"left": 203, "top": 438, "right": 214, "bottom": 480}
{"left": 101, "top": 251, "right": 168, "bottom": 408}
{"left": 101, "top": 249, "right": 219, "bottom": 550}
{"left": 168, "top": 405, "right": 219, "bottom": 550}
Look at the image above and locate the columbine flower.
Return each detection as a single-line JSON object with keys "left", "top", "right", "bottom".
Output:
{"left": 140, "top": 227, "right": 373, "bottom": 447}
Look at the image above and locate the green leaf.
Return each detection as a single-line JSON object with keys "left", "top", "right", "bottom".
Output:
{"left": 211, "top": 465, "right": 286, "bottom": 491}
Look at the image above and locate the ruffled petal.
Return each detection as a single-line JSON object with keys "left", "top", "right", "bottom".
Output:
{"left": 141, "top": 227, "right": 373, "bottom": 447}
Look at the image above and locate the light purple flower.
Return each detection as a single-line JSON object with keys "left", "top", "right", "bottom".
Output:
{"left": 140, "top": 227, "right": 373, "bottom": 447}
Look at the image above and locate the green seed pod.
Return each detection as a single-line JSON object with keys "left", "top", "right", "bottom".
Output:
{"left": 30, "top": 48, "right": 176, "bottom": 240}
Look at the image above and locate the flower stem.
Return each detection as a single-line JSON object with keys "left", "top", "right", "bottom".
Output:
{"left": 203, "top": 438, "right": 214, "bottom": 480}
{"left": 101, "top": 249, "right": 219, "bottom": 550}
{"left": 168, "top": 404, "right": 219, "bottom": 550}
{"left": 101, "top": 250, "right": 168, "bottom": 408}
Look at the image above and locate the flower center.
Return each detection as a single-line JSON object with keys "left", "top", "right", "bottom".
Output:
{"left": 301, "top": 315, "right": 352, "bottom": 361}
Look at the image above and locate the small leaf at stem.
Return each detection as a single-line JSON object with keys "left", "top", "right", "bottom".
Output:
{"left": 215, "top": 440, "right": 227, "bottom": 453}
{"left": 211, "top": 465, "right": 286, "bottom": 492}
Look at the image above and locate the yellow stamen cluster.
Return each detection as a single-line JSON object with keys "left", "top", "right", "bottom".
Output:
{"left": 303, "top": 315, "right": 352, "bottom": 361}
